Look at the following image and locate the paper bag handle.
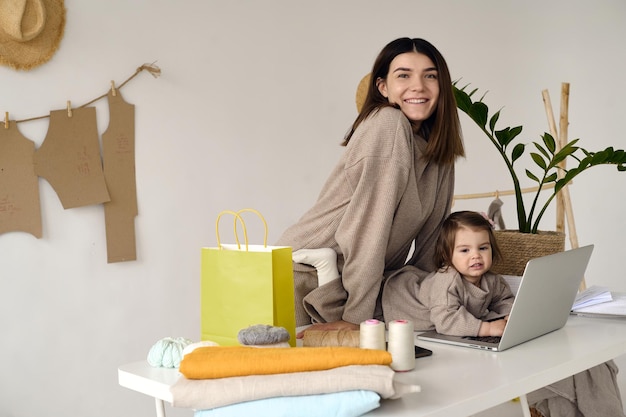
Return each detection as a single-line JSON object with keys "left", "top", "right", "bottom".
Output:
{"left": 235, "top": 208, "right": 268, "bottom": 248}
{"left": 215, "top": 210, "right": 248, "bottom": 250}
{"left": 215, "top": 208, "right": 268, "bottom": 251}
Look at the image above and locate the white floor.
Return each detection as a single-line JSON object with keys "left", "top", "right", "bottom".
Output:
{"left": 473, "top": 354, "right": 626, "bottom": 417}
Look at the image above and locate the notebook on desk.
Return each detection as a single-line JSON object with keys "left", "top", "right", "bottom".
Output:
{"left": 571, "top": 293, "right": 626, "bottom": 318}
{"left": 417, "top": 245, "right": 594, "bottom": 352}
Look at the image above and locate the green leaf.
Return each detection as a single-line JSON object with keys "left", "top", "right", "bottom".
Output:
{"left": 607, "top": 148, "right": 624, "bottom": 163}
{"left": 611, "top": 149, "right": 626, "bottom": 163}
{"left": 489, "top": 110, "right": 500, "bottom": 133}
{"left": 469, "top": 102, "right": 489, "bottom": 127}
{"left": 512, "top": 143, "right": 525, "bottom": 163}
{"left": 542, "top": 133, "right": 556, "bottom": 153}
{"left": 555, "top": 171, "right": 577, "bottom": 193}
{"left": 458, "top": 82, "right": 472, "bottom": 91}
{"left": 495, "top": 128, "right": 511, "bottom": 147}
{"left": 534, "top": 142, "right": 550, "bottom": 159}
{"left": 526, "top": 169, "right": 540, "bottom": 183}
{"left": 578, "top": 156, "right": 592, "bottom": 170}
{"left": 531, "top": 152, "right": 547, "bottom": 170}
{"left": 545, "top": 173, "right": 558, "bottom": 182}
{"left": 509, "top": 125, "right": 523, "bottom": 141}
{"left": 550, "top": 144, "right": 579, "bottom": 168}
{"left": 453, "top": 87, "right": 472, "bottom": 113}
{"left": 560, "top": 139, "right": 580, "bottom": 154}
{"left": 591, "top": 151, "right": 608, "bottom": 164}
{"left": 550, "top": 150, "right": 572, "bottom": 167}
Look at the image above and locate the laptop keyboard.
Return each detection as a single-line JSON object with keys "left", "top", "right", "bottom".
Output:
{"left": 463, "top": 336, "right": 502, "bottom": 344}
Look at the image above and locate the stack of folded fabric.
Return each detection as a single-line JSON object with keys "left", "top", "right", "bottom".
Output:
{"left": 172, "top": 345, "right": 421, "bottom": 417}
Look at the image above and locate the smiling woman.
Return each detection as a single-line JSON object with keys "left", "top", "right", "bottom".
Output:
{"left": 276, "top": 37, "right": 465, "bottom": 333}
{"left": 375, "top": 52, "right": 440, "bottom": 132}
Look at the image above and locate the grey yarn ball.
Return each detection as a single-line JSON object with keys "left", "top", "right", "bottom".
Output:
{"left": 238, "top": 324, "right": 290, "bottom": 345}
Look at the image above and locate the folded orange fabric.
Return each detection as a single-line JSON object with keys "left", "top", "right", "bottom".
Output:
{"left": 179, "top": 346, "right": 392, "bottom": 379}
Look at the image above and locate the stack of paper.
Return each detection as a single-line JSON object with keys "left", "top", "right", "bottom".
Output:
{"left": 572, "top": 286, "right": 626, "bottom": 318}
{"left": 572, "top": 285, "right": 613, "bottom": 310}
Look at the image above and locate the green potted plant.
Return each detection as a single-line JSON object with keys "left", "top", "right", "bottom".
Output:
{"left": 453, "top": 83, "right": 626, "bottom": 274}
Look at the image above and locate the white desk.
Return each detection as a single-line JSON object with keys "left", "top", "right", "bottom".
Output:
{"left": 119, "top": 315, "right": 626, "bottom": 417}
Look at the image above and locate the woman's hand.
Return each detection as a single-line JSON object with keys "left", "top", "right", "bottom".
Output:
{"left": 296, "top": 320, "right": 360, "bottom": 339}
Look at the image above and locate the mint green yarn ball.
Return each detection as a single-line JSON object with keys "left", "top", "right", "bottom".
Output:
{"left": 147, "top": 337, "right": 193, "bottom": 368}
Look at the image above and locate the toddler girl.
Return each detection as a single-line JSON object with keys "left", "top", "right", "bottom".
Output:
{"left": 383, "top": 210, "right": 514, "bottom": 336}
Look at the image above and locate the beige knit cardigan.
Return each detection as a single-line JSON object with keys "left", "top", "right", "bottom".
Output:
{"left": 277, "top": 107, "right": 455, "bottom": 326}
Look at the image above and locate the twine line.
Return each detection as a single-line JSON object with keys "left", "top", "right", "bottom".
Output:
{"left": 13, "top": 62, "right": 161, "bottom": 124}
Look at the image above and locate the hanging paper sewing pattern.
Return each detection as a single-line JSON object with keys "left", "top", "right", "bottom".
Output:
{"left": 0, "top": 120, "right": 42, "bottom": 237}
{"left": 0, "top": 63, "right": 160, "bottom": 263}
{"left": 102, "top": 88, "right": 138, "bottom": 263}
{"left": 33, "top": 106, "right": 111, "bottom": 209}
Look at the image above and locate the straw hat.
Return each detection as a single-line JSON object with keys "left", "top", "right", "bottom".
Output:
{"left": 355, "top": 73, "right": 371, "bottom": 113}
{"left": 0, "top": 0, "right": 66, "bottom": 70}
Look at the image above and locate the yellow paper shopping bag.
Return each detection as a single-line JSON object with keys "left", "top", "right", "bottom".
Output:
{"left": 201, "top": 209, "right": 295, "bottom": 346}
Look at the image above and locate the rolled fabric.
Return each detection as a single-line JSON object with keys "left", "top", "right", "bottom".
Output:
{"left": 171, "top": 364, "right": 420, "bottom": 410}
{"left": 179, "top": 346, "right": 392, "bottom": 379}
{"left": 302, "top": 330, "right": 360, "bottom": 347}
{"left": 192, "top": 390, "right": 381, "bottom": 417}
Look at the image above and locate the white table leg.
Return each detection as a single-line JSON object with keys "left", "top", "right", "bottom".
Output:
{"left": 518, "top": 394, "right": 532, "bottom": 417}
{"left": 155, "top": 398, "right": 166, "bottom": 417}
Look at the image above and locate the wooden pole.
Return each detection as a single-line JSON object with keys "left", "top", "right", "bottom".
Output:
{"left": 542, "top": 84, "right": 585, "bottom": 290}
{"left": 559, "top": 83, "right": 585, "bottom": 290}
{"left": 453, "top": 184, "right": 554, "bottom": 203}
{"left": 558, "top": 83, "right": 580, "bottom": 249}
{"left": 542, "top": 89, "right": 565, "bottom": 234}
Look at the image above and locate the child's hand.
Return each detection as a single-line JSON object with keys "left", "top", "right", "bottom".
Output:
{"left": 478, "top": 318, "right": 508, "bottom": 337}
{"left": 489, "top": 318, "right": 507, "bottom": 336}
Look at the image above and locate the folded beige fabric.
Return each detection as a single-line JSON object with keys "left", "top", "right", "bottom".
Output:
{"left": 170, "top": 364, "right": 420, "bottom": 410}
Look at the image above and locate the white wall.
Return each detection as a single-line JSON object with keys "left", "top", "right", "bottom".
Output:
{"left": 1, "top": 1, "right": 624, "bottom": 416}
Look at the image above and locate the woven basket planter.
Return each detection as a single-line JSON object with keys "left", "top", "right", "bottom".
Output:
{"left": 492, "top": 230, "right": 566, "bottom": 276}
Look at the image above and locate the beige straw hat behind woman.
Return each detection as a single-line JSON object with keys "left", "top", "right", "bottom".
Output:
{"left": 0, "top": 0, "right": 66, "bottom": 70}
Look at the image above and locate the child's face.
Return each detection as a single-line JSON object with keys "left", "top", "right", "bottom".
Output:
{"left": 451, "top": 227, "right": 493, "bottom": 285}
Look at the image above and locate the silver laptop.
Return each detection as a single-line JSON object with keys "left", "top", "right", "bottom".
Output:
{"left": 417, "top": 245, "right": 594, "bottom": 352}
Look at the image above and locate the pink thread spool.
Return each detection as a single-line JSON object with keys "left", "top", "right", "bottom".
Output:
{"left": 359, "top": 319, "right": 386, "bottom": 351}
{"left": 387, "top": 319, "right": 415, "bottom": 371}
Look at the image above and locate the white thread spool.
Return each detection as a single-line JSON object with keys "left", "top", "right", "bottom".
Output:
{"left": 359, "top": 319, "right": 386, "bottom": 351}
{"left": 387, "top": 319, "right": 415, "bottom": 372}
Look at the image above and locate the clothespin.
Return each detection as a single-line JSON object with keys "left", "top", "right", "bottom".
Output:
{"left": 4, "top": 112, "right": 8, "bottom": 129}
{"left": 110, "top": 80, "right": 117, "bottom": 96}
{"left": 495, "top": 190, "right": 500, "bottom": 199}
{"left": 67, "top": 101, "right": 72, "bottom": 117}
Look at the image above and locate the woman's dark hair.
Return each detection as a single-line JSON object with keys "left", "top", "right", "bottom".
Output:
{"left": 343, "top": 37, "right": 464, "bottom": 165}
{"left": 434, "top": 211, "right": 502, "bottom": 269}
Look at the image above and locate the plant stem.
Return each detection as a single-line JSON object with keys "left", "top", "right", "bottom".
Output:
{"left": 475, "top": 125, "right": 528, "bottom": 232}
